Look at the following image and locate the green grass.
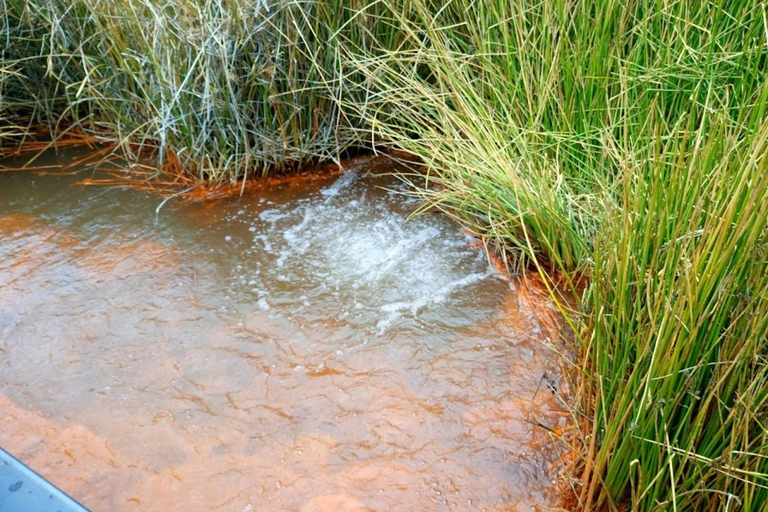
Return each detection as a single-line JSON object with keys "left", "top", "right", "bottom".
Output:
{"left": 343, "top": 1, "right": 768, "bottom": 510}
{"left": 0, "top": 35, "right": 30, "bottom": 151}
{"left": 582, "top": 106, "right": 768, "bottom": 512}
{"left": 2, "top": 1, "right": 767, "bottom": 511}
{"left": 0, "top": 0, "right": 404, "bottom": 180}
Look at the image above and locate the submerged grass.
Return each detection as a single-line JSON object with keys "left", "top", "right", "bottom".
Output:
{"left": 2, "top": 1, "right": 767, "bottom": 511}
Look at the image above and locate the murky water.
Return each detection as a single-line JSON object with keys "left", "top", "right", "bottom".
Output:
{"left": 0, "top": 150, "right": 566, "bottom": 512}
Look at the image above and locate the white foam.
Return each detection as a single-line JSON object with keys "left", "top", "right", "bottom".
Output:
{"left": 241, "top": 172, "right": 497, "bottom": 331}
{"left": 258, "top": 208, "right": 289, "bottom": 223}
{"left": 320, "top": 171, "right": 357, "bottom": 200}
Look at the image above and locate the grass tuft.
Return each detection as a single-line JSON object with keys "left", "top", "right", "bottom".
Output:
{"left": 342, "top": 2, "right": 768, "bottom": 510}
{"left": 0, "top": 0, "right": 402, "bottom": 181}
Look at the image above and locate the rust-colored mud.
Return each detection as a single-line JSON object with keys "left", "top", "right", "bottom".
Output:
{"left": 0, "top": 151, "right": 568, "bottom": 512}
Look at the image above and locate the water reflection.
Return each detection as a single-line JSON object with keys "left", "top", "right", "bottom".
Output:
{"left": 0, "top": 152, "right": 566, "bottom": 511}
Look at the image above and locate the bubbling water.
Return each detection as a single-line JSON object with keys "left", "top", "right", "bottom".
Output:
{"left": 0, "top": 151, "right": 566, "bottom": 512}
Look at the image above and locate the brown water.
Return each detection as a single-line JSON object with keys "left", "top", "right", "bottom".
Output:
{"left": 0, "top": 150, "right": 567, "bottom": 512}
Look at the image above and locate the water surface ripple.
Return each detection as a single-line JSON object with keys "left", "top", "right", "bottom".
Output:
{"left": 0, "top": 152, "right": 565, "bottom": 512}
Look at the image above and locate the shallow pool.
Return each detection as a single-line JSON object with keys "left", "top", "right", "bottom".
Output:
{"left": 0, "top": 150, "right": 565, "bottom": 512}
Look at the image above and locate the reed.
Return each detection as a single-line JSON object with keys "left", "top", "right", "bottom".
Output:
{"left": 580, "top": 105, "right": 768, "bottom": 512}
{"left": 345, "top": 1, "right": 768, "bottom": 510}
{"left": 0, "top": 0, "right": 403, "bottom": 180}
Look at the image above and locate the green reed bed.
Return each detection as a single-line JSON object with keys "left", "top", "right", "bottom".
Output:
{"left": 0, "top": 0, "right": 403, "bottom": 180}
{"left": 2, "top": 1, "right": 767, "bottom": 511}
{"left": 581, "top": 108, "right": 768, "bottom": 512}
{"left": 345, "top": 1, "right": 768, "bottom": 510}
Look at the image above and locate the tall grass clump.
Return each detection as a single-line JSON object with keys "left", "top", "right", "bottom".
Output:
{"left": 580, "top": 110, "right": 768, "bottom": 511}
{"left": 343, "top": 0, "right": 768, "bottom": 510}
{"left": 0, "top": 5, "right": 34, "bottom": 152}
{"left": 342, "top": 0, "right": 615, "bottom": 273}
{"left": 0, "top": 0, "right": 405, "bottom": 181}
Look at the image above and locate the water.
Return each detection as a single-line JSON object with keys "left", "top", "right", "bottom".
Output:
{"left": 0, "top": 150, "right": 567, "bottom": 512}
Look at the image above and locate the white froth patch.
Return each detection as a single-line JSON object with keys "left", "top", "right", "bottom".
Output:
{"left": 239, "top": 172, "right": 500, "bottom": 330}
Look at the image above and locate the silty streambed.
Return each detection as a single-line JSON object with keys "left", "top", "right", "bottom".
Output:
{"left": 0, "top": 150, "right": 567, "bottom": 512}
